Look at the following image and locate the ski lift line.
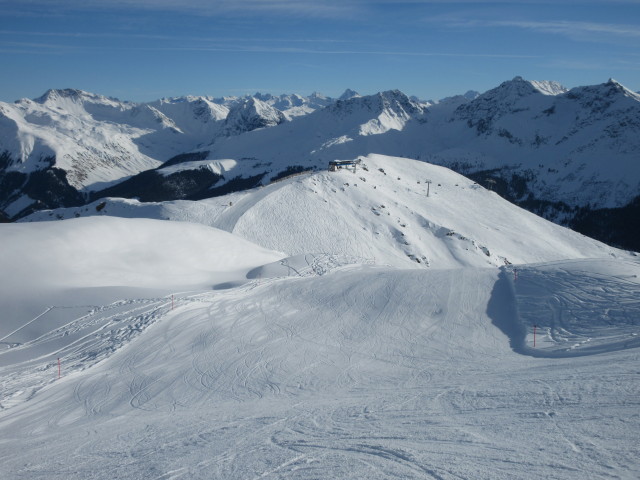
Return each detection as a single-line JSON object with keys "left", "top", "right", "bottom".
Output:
{"left": 0, "top": 307, "right": 54, "bottom": 343}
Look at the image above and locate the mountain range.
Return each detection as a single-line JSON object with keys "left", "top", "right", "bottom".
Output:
{"left": 2, "top": 94, "right": 640, "bottom": 478}
{"left": 1, "top": 77, "right": 638, "bottom": 250}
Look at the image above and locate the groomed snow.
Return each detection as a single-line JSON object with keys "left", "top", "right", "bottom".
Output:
{"left": 1, "top": 261, "right": 638, "bottom": 479}
{"left": 1, "top": 156, "right": 639, "bottom": 479}
{"left": 0, "top": 216, "right": 285, "bottom": 407}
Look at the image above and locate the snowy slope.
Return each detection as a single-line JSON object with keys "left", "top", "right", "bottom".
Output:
{"left": 506, "top": 258, "right": 640, "bottom": 356}
{"left": 2, "top": 148, "right": 640, "bottom": 478}
{"left": 22, "top": 155, "right": 624, "bottom": 270}
{"left": 0, "top": 243, "right": 638, "bottom": 479}
{"left": 0, "top": 216, "right": 284, "bottom": 406}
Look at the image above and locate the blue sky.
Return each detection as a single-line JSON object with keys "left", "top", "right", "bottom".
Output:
{"left": 1, "top": 1, "right": 638, "bottom": 102}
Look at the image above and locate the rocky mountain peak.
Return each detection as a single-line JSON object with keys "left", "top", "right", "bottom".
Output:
{"left": 33, "top": 88, "right": 121, "bottom": 107}
{"left": 329, "top": 89, "right": 423, "bottom": 118}
{"left": 453, "top": 76, "right": 553, "bottom": 128}
{"left": 339, "top": 89, "right": 361, "bottom": 101}
{"left": 34, "top": 88, "right": 86, "bottom": 104}
{"left": 221, "top": 97, "right": 286, "bottom": 137}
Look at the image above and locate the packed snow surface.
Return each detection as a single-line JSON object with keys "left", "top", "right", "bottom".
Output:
{"left": 2, "top": 156, "right": 639, "bottom": 479}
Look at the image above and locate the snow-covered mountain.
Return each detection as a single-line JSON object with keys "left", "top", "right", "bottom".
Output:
{"left": 254, "top": 90, "right": 339, "bottom": 118}
{"left": 448, "top": 77, "right": 638, "bottom": 200}
{"left": 0, "top": 88, "right": 338, "bottom": 218}
{"left": 160, "top": 78, "right": 640, "bottom": 222}
{"left": 148, "top": 95, "right": 229, "bottom": 145}
{"left": 2, "top": 77, "right": 639, "bottom": 249}
{"left": 220, "top": 97, "right": 287, "bottom": 137}
{"left": 213, "top": 91, "right": 337, "bottom": 118}
{"left": 191, "top": 78, "right": 640, "bottom": 250}
{"left": 2, "top": 152, "right": 639, "bottom": 479}
{"left": 338, "top": 88, "right": 361, "bottom": 101}
{"left": 22, "top": 154, "right": 621, "bottom": 269}
{"left": 0, "top": 89, "right": 227, "bottom": 217}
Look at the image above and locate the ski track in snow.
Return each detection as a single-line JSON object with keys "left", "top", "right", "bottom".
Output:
{"left": 1, "top": 156, "right": 639, "bottom": 479}
{"left": 1, "top": 264, "right": 639, "bottom": 479}
{"left": 506, "top": 259, "right": 640, "bottom": 357}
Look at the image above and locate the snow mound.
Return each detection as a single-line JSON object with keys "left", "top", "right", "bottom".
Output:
{"left": 0, "top": 216, "right": 285, "bottom": 399}
{"left": 1, "top": 216, "right": 284, "bottom": 293}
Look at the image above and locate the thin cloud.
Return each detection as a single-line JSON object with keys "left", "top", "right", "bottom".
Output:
{"left": 544, "top": 59, "right": 617, "bottom": 70}
{"left": 124, "top": 44, "right": 540, "bottom": 58}
{"left": 445, "top": 18, "right": 640, "bottom": 42}
{"left": 0, "top": 40, "right": 69, "bottom": 49}
{"left": 0, "top": 40, "right": 79, "bottom": 54}
{"left": 0, "top": 28, "right": 538, "bottom": 58}
{"left": 545, "top": 57, "right": 640, "bottom": 71}
{"left": 0, "top": 30, "right": 350, "bottom": 45}
{"left": 0, "top": 0, "right": 362, "bottom": 19}
{"left": 489, "top": 20, "right": 640, "bottom": 38}
{"left": 5, "top": 0, "right": 640, "bottom": 17}
{"left": 0, "top": 36, "right": 540, "bottom": 59}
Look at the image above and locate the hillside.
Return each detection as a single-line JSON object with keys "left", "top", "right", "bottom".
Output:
{"left": 21, "top": 155, "right": 623, "bottom": 269}
{"left": 1, "top": 185, "right": 639, "bottom": 479}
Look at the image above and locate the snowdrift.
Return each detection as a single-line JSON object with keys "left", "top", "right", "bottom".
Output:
{"left": 1, "top": 215, "right": 284, "bottom": 293}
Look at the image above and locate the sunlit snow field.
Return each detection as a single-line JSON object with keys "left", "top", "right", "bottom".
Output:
{"left": 1, "top": 156, "right": 639, "bottom": 479}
